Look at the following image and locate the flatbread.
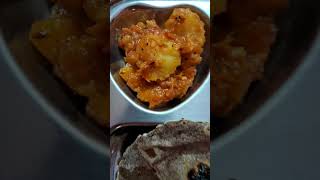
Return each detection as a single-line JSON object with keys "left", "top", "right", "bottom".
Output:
{"left": 117, "top": 120, "right": 210, "bottom": 180}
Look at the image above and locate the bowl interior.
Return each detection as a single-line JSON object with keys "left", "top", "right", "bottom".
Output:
{"left": 212, "top": 0, "right": 320, "bottom": 139}
{"left": 0, "top": 0, "right": 107, "bottom": 154}
{"left": 110, "top": 2, "right": 210, "bottom": 113}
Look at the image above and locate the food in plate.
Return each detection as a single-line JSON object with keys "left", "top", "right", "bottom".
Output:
{"left": 117, "top": 120, "right": 210, "bottom": 180}
{"left": 29, "top": 0, "right": 108, "bottom": 126}
{"left": 118, "top": 8, "right": 205, "bottom": 108}
{"left": 212, "top": 0, "right": 287, "bottom": 117}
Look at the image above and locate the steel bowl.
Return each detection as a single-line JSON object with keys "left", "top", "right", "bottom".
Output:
{"left": 110, "top": 0, "right": 210, "bottom": 115}
{"left": 0, "top": 0, "right": 107, "bottom": 156}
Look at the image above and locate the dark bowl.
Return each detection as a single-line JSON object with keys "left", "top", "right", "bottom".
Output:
{"left": 0, "top": 0, "right": 107, "bottom": 156}
{"left": 213, "top": 0, "right": 320, "bottom": 149}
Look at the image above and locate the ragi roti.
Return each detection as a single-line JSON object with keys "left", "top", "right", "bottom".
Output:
{"left": 117, "top": 120, "right": 210, "bottom": 180}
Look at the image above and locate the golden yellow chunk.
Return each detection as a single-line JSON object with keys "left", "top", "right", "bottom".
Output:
{"left": 165, "top": 8, "right": 205, "bottom": 54}
{"left": 29, "top": 17, "right": 82, "bottom": 63}
{"left": 149, "top": 42, "right": 181, "bottom": 81}
{"left": 133, "top": 34, "right": 181, "bottom": 81}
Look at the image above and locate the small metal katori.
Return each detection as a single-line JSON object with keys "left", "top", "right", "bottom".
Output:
{"left": 110, "top": 0, "right": 210, "bottom": 179}
{"left": 110, "top": 0, "right": 211, "bottom": 116}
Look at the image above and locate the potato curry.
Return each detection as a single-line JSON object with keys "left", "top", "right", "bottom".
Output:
{"left": 29, "top": 0, "right": 108, "bottom": 127}
{"left": 212, "top": 0, "right": 287, "bottom": 117}
{"left": 118, "top": 8, "right": 205, "bottom": 108}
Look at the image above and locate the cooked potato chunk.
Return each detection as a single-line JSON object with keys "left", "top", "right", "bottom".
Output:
{"left": 165, "top": 8, "right": 205, "bottom": 54}
{"left": 29, "top": 17, "right": 82, "bottom": 63}
{"left": 119, "top": 21, "right": 181, "bottom": 82}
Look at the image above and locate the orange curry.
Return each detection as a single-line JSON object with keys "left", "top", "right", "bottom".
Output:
{"left": 118, "top": 8, "right": 205, "bottom": 108}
